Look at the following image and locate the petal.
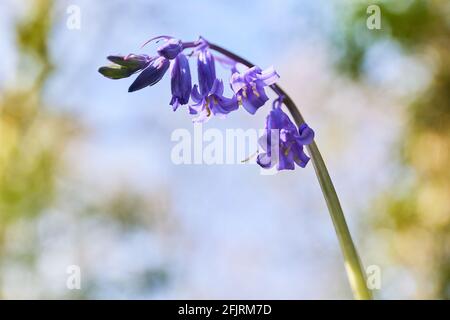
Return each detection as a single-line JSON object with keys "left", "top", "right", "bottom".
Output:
{"left": 212, "top": 95, "right": 238, "bottom": 115}
{"left": 267, "top": 107, "right": 287, "bottom": 130}
{"left": 171, "top": 54, "right": 192, "bottom": 105}
{"left": 297, "top": 123, "right": 315, "bottom": 145}
{"left": 241, "top": 85, "right": 269, "bottom": 114}
{"left": 197, "top": 49, "right": 216, "bottom": 95}
{"left": 291, "top": 143, "right": 310, "bottom": 167}
{"left": 190, "top": 85, "right": 203, "bottom": 102}
{"left": 271, "top": 107, "right": 298, "bottom": 132}
{"left": 189, "top": 97, "right": 206, "bottom": 115}
{"left": 209, "top": 79, "right": 224, "bottom": 96}
{"left": 241, "top": 98, "right": 258, "bottom": 114}
{"left": 230, "top": 72, "right": 246, "bottom": 93}
{"left": 279, "top": 128, "right": 291, "bottom": 143}
{"left": 257, "top": 133, "right": 269, "bottom": 152}
{"left": 170, "top": 96, "right": 180, "bottom": 111}
{"left": 258, "top": 66, "right": 279, "bottom": 86}
{"left": 256, "top": 153, "right": 275, "bottom": 169}
{"left": 188, "top": 106, "right": 199, "bottom": 115}
{"left": 277, "top": 149, "right": 295, "bottom": 170}
{"left": 243, "top": 66, "right": 262, "bottom": 82}
{"left": 192, "top": 108, "right": 210, "bottom": 123}
{"left": 128, "top": 57, "right": 170, "bottom": 92}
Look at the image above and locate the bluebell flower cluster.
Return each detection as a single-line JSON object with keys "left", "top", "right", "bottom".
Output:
{"left": 99, "top": 36, "right": 314, "bottom": 170}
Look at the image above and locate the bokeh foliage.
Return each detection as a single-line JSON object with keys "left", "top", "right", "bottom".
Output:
{"left": 0, "top": 0, "right": 171, "bottom": 298}
{"left": 0, "top": 0, "right": 67, "bottom": 238}
{"left": 334, "top": 0, "right": 450, "bottom": 298}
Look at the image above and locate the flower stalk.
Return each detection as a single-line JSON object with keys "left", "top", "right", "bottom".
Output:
{"left": 209, "top": 42, "right": 373, "bottom": 300}
{"left": 99, "top": 36, "right": 373, "bottom": 299}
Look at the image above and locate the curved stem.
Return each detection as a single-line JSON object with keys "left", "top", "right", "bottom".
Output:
{"left": 209, "top": 42, "right": 373, "bottom": 300}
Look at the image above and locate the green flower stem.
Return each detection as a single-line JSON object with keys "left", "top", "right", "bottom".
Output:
{"left": 307, "top": 142, "right": 372, "bottom": 300}
{"left": 271, "top": 86, "right": 373, "bottom": 300}
{"left": 210, "top": 42, "right": 373, "bottom": 300}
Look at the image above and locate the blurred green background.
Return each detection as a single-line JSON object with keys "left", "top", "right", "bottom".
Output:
{"left": 0, "top": 0, "right": 448, "bottom": 299}
{"left": 334, "top": 0, "right": 450, "bottom": 299}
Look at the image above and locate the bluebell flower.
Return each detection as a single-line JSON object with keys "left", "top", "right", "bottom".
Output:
{"left": 257, "top": 102, "right": 314, "bottom": 170}
{"left": 189, "top": 79, "right": 238, "bottom": 122}
{"left": 98, "top": 54, "right": 152, "bottom": 79}
{"left": 128, "top": 56, "right": 170, "bottom": 92}
{"left": 170, "top": 53, "right": 192, "bottom": 111}
{"left": 231, "top": 66, "right": 279, "bottom": 114}
{"left": 197, "top": 43, "right": 217, "bottom": 96}
{"left": 157, "top": 38, "right": 183, "bottom": 60}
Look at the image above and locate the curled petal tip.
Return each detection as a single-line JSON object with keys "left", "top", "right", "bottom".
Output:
{"left": 140, "top": 35, "right": 173, "bottom": 48}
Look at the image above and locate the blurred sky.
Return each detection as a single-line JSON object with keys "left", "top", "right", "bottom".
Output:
{"left": 0, "top": 0, "right": 430, "bottom": 299}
